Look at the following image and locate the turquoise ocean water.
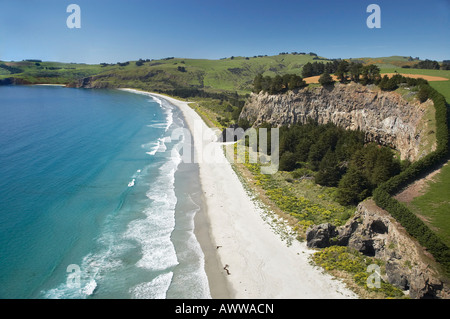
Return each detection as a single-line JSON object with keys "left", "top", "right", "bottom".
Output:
{"left": 0, "top": 86, "right": 210, "bottom": 299}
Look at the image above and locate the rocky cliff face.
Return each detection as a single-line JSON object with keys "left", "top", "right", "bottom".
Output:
{"left": 306, "top": 200, "right": 449, "bottom": 299}
{"left": 240, "top": 83, "right": 434, "bottom": 161}
{"left": 0, "top": 77, "right": 33, "bottom": 85}
{"left": 68, "top": 75, "right": 116, "bottom": 89}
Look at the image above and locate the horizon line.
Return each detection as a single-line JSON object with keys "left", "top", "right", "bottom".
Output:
{"left": 2, "top": 53, "right": 449, "bottom": 65}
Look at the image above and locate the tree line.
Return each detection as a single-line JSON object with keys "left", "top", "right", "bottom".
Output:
{"left": 301, "top": 60, "right": 340, "bottom": 78}
{"left": 413, "top": 59, "right": 440, "bottom": 70}
{"left": 0, "top": 64, "right": 23, "bottom": 74}
{"left": 279, "top": 52, "right": 318, "bottom": 56}
{"left": 401, "top": 59, "right": 450, "bottom": 70}
{"left": 253, "top": 61, "right": 433, "bottom": 100}
{"left": 309, "top": 60, "right": 382, "bottom": 86}
{"left": 253, "top": 73, "right": 307, "bottom": 94}
{"left": 378, "top": 73, "right": 428, "bottom": 92}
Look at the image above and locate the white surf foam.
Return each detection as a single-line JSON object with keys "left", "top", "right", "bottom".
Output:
{"left": 143, "top": 141, "right": 159, "bottom": 155}
{"left": 142, "top": 137, "right": 170, "bottom": 156}
{"left": 121, "top": 89, "right": 173, "bottom": 132}
{"left": 42, "top": 238, "right": 132, "bottom": 299}
{"left": 155, "top": 97, "right": 174, "bottom": 132}
{"left": 146, "top": 123, "right": 168, "bottom": 129}
{"left": 146, "top": 118, "right": 167, "bottom": 127}
{"left": 150, "top": 96, "right": 162, "bottom": 105}
{"left": 130, "top": 272, "right": 173, "bottom": 299}
{"left": 165, "top": 107, "right": 173, "bottom": 132}
{"left": 82, "top": 279, "right": 97, "bottom": 295}
{"left": 124, "top": 139, "right": 183, "bottom": 274}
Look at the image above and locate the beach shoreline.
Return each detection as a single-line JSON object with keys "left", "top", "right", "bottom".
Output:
{"left": 119, "top": 88, "right": 358, "bottom": 299}
{"left": 32, "top": 84, "right": 67, "bottom": 86}
{"left": 193, "top": 183, "right": 233, "bottom": 298}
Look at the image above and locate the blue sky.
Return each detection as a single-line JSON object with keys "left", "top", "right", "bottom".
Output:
{"left": 0, "top": 0, "right": 449, "bottom": 63}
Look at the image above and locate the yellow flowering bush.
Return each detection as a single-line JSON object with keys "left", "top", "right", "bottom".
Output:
{"left": 312, "top": 246, "right": 405, "bottom": 298}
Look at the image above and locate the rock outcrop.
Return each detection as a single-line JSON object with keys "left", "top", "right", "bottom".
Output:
{"left": 306, "top": 199, "right": 450, "bottom": 299}
{"left": 239, "top": 83, "right": 434, "bottom": 161}
{"left": 306, "top": 223, "right": 338, "bottom": 248}
{"left": 0, "top": 77, "right": 33, "bottom": 85}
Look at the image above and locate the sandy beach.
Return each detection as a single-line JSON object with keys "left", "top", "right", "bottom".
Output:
{"left": 120, "top": 88, "right": 357, "bottom": 299}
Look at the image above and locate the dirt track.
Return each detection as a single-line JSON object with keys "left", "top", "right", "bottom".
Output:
{"left": 383, "top": 73, "right": 449, "bottom": 82}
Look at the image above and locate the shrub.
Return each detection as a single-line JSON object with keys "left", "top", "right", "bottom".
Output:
{"left": 279, "top": 151, "right": 298, "bottom": 171}
{"left": 336, "top": 169, "right": 371, "bottom": 206}
{"left": 318, "top": 71, "right": 334, "bottom": 86}
{"left": 417, "top": 85, "right": 430, "bottom": 103}
{"left": 292, "top": 168, "right": 315, "bottom": 179}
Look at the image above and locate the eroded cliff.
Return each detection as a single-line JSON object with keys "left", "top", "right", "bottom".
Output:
{"left": 239, "top": 83, "right": 436, "bottom": 161}
{"left": 306, "top": 200, "right": 449, "bottom": 299}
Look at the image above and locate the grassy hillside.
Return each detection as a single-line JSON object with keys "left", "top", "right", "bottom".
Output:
{"left": 350, "top": 56, "right": 420, "bottom": 69}
{"left": 0, "top": 60, "right": 107, "bottom": 84}
{"left": 77, "top": 54, "right": 332, "bottom": 94}
{"left": 2, "top": 55, "right": 449, "bottom": 97}
{"left": 0, "top": 54, "right": 329, "bottom": 94}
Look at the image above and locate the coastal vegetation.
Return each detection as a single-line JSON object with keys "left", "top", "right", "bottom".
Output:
{"left": 236, "top": 119, "right": 403, "bottom": 235}
{"left": 275, "top": 121, "right": 403, "bottom": 206}
{"left": 244, "top": 159, "right": 354, "bottom": 233}
{"left": 312, "top": 246, "right": 405, "bottom": 298}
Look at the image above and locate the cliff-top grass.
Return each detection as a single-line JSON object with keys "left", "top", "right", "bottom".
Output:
{"left": 380, "top": 67, "right": 450, "bottom": 103}
{"left": 408, "top": 161, "right": 450, "bottom": 247}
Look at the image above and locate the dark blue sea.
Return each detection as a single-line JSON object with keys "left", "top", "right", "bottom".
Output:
{"left": 0, "top": 86, "right": 210, "bottom": 299}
